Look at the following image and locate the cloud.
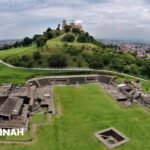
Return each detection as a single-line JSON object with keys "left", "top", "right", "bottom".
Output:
{"left": 1, "top": 0, "right": 150, "bottom": 41}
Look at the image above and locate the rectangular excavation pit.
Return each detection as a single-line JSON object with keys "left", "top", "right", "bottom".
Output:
{"left": 95, "top": 127, "right": 129, "bottom": 149}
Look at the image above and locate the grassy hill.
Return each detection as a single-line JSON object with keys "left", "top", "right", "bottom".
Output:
{"left": 0, "top": 33, "right": 96, "bottom": 59}
{"left": 0, "top": 30, "right": 98, "bottom": 68}
{"left": 0, "top": 28, "right": 150, "bottom": 79}
{"left": 47, "top": 33, "right": 97, "bottom": 48}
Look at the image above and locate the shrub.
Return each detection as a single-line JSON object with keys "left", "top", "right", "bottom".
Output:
{"left": 6, "top": 57, "right": 20, "bottom": 66}
{"left": 48, "top": 54, "right": 67, "bottom": 68}
{"left": 44, "top": 31, "right": 53, "bottom": 39}
{"left": 77, "top": 35, "right": 86, "bottom": 43}
{"left": 36, "top": 36, "right": 47, "bottom": 47}
{"left": 65, "top": 46, "right": 82, "bottom": 56}
{"left": 7, "top": 55, "right": 33, "bottom": 68}
{"left": 72, "top": 28, "right": 81, "bottom": 34}
{"left": 0, "top": 45, "right": 12, "bottom": 50}
{"left": 46, "top": 32, "right": 53, "bottom": 39}
{"left": 64, "top": 25, "right": 71, "bottom": 32}
{"left": 21, "top": 37, "right": 33, "bottom": 46}
{"left": 13, "top": 42, "right": 21, "bottom": 48}
{"left": 33, "top": 52, "right": 41, "bottom": 60}
{"left": 62, "top": 34, "right": 75, "bottom": 42}
{"left": 46, "top": 28, "right": 52, "bottom": 32}
{"left": 37, "top": 60, "right": 42, "bottom": 65}
{"left": 88, "top": 55, "right": 104, "bottom": 69}
{"left": 33, "top": 34, "right": 41, "bottom": 41}
{"left": 20, "top": 55, "right": 33, "bottom": 67}
{"left": 77, "top": 32, "right": 96, "bottom": 43}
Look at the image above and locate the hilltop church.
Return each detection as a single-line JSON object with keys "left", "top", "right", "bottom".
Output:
{"left": 62, "top": 19, "right": 83, "bottom": 31}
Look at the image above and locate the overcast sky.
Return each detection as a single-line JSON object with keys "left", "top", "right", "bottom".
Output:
{"left": 1, "top": 0, "right": 150, "bottom": 41}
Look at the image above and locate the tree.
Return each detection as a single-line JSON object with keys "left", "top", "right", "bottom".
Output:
{"left": 56, "top": 31, "right": 60, "bottom": 36}
{"left": 112, "top": 58, "right": 125, "bottom": 71}
{"left": 21, "top": 55, "right": 29, "bottom": 61}
{"left": 77, "top": 35, "right": 86, "bottom": 43}
{"left": 46, "top": 28, "right": 52, "bottom": 32}
{"left": 48, "top": 54, "right": 67, "bottom": 67}
{"left": 45, "top": 31, "right": 53, "bottom": 39}
{"left": 88, "top": 55, "right": 104, "bottom": 69}
{"left": 143, "top": 60, "right": 150, "bottom": 78}
{"left": 36, "top": 36, "right": 47, "bottom": 47}
{"left": 130, "top": 64, "right": 139, "bottom": 75}
{"left": 72, "top": 28, "right": 81, "bottom": 34}
{"left": 33, "top": 34, "right": 41, "bottom": 41}
{"left": 56, "top": 24, "right": 60, "bottom": 30}
{"left": 62, "top": 34, "right": 75, "bottom": 42}
{"left": 13, "top": 42, "right": 21, "bottom": 48}
{"left": 0, "top": 45, "right": 12, "bottom": 50}
{"left": 33, "top": 52, "right": 41, "bottom": 60}
{"left": 77, "top": 33, "right": 96, "bottom": 44}
{"left": 64, "top": 25, "right": 71, "bottom": 32}
{"left": 21, "top": 37, "right": 33, "bottom": 46}
{"left": 85, "top": 32, "right": 89, "bottom": 37}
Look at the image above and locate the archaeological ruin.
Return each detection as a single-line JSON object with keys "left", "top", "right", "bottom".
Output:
{"left": 0, "top": 74, "right": 150, "bottom": 135}
{"left": 101, "top": 79, "right": 150, "bottom": 108}
{"left": 95, "top": 127, "right": 129, "bottom": 149}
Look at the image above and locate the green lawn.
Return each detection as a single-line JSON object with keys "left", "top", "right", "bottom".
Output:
{"left": 32, "top": 112, "right": 48, "bottom": 123}
{"left": 0, "top": 126, "right": 32, "bottom": 141}
{"left": 0, "top": 64, "right": 93, "bottom": 84}
{"left": 0, "top": 64, "right": 53, "bottom": 84}
{"left": 1, "top": 84, "right": 150, "bottom": 150}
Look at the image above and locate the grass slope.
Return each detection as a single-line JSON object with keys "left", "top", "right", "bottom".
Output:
{"left": 1, "top": 84, "right": 150, "bottom": 150}
{"left": 0, "top": 33, "right": 98, "bottom": 68}
{"left": 47, "top": 33, "right": 97, "bottom": 48}
{"left": 0, "top": 45, "right": 36, "bottom": 59}
{"left": 0, "top": 64, "right": 93, "bottom": 84}
{"left": 0, "top": 34, "right": 96, "bottom": 60}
